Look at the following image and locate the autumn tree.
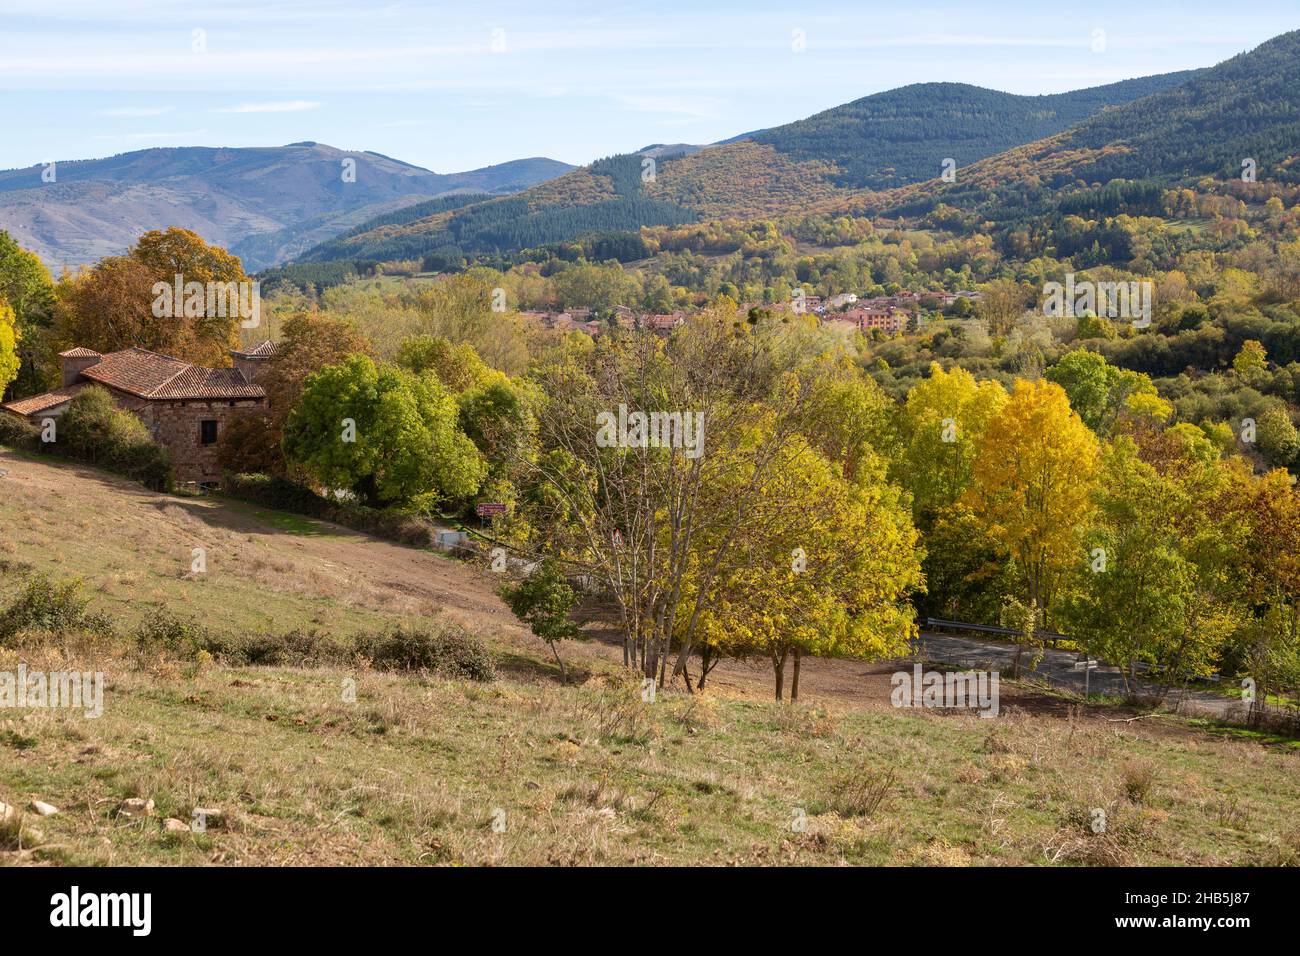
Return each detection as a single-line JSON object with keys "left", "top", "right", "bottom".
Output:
{"left": 893, "top": 363, "right": 1007, "bottom": 523}
{"left": 1223, "top": 466, "right": 1300, "bottom": 718}
{"left": 964, "top": 378, "right": 1100, "bottom": 672}
{"left": 0, "top": 300, "right": 20, "bottom": 396}
{"left": 977, "top": 277, "right": 1031, "bottom": 337}
{"left": 0, "top": 230, "right": 56, "bottom": 398}
{"left": 217, "top": 310, "right": 371, "bottom": 477}
{"left": 54, "top": 228, "right": 251, "bottom": 367}
{"left": 685, "top": 432, "right": 921, "bottom": 700}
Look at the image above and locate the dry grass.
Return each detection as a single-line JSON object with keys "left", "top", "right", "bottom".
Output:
{"left": 2, "top": 447, "right": 1299, "bottom": 866}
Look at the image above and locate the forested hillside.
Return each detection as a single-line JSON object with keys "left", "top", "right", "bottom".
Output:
{"left": 866, "top": 30, "right": 1300, "bottom": 225}
{"left": 301, "top": 71, "right": 1203, "bottom": 267}
{"left": 745, "top": 72, "right": 1201, "bottom": 190}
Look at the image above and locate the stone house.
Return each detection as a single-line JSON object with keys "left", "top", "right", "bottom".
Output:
{"left": 2, "top": 343, "right": 275, "bottom": 486}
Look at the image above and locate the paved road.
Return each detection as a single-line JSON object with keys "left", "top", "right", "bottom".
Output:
{"left": 917, "top": 631, "right": 1250, "bottom": 721}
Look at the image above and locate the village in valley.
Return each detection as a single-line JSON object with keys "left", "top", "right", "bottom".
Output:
{"left": 519, "top": 289, "right": 985, "bottom": 336}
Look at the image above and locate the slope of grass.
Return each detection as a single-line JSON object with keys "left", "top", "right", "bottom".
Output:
{"left": 1, "top": 446, "right": 1298, "bottom": 866}
{"left": 3, "top": 644, "right": 1298, "bottom": 866}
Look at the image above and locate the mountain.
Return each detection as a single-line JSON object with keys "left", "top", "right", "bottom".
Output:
{"left": 0, "top": 144, "right": 573, "bottom": 271}
{"left": 300, "top": 70, "right": 1202, "bottom": 264}
{"left": 860, "top": 30, "right": 1300, "bottom": 223}
{"left": 739, "top": 73, "right": 1202, "bottom": 190}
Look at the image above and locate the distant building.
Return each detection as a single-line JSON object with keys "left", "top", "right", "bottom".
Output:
{"left": 645, "top": 312, "right": 686, "bottom": 333}
{"left": 841, "top": 306, "right": 908, "bottom": 334}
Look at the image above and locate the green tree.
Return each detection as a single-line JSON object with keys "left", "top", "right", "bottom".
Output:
{"left": 1046, "top": 349, "right": 1169, "bottom": 434}
{"left": 501, "top": 558, "right": 584, "bottom": 680}
{"left": 1057, "top": 439, "right": 1230, "bottom": 695}
{"left": 283, "top": 354, "right": 486, "bottom": 507}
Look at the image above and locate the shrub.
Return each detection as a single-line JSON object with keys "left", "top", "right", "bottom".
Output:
{"left": 500, "top": 558, "right": 583, "bottom": 679}
{"left": 827, "top": 763, "right": 898, "bottom": 818}
{"left": 38, "top": 387, "right": 172, "bottom": 490}
{"left": 358, "top": 622, "right": 495, "bottom": 681}
{"left": 1122, "top": 761, "right": 1157, "bottom": 804}
{"left": 134, "top": 606, "right": 204, "bottom": 654}
{"left": 0, "top": 572, "right": 112, "bottom": 642}
{"left": 200, "top": 627, "right": 350, "bottom": 667}
{"left": 0, "top": 411, "right": 40, "bottom": 450}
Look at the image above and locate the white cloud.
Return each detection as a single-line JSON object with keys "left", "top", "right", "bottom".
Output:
{"left": 215, "top": 100, "right": 322, "bottom": 113}
{"left": 611, "top": 94, "right": 725, "bottom": 121}
{"left": 92, "top": 129, "right": 208, "bottom": 141}
{"left": 98, "top": 106, "right": 173, "bottom": 117}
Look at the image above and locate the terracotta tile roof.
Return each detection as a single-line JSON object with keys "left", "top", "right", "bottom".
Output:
{"left": 151, "top": 365, "right": 264, "bottom": 399}
{"left": 78, "top": 347, "right": 265, "bottom": 400}
{"left": 1, "top": 383, "right": 87, "bottom": 417}
{"left": 58, "top": 347, "right": 101, "bottom": 358}
{"left": 232, "top": 340, "right": 277, "bottom": 358}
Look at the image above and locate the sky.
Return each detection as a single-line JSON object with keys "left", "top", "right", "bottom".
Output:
{"left": 1, "top": 0, "right": 1297, "bottom": 173}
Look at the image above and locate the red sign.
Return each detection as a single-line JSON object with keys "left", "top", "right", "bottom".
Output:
{"left": 475, "top": 502, "right": 507, "bottom": 517}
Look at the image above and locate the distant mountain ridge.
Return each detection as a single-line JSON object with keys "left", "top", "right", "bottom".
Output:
{"left": 861, "top": 29, "right": 1300, "bottom": 221}
{"left": 740, "top": 73, "right": 1203, "bottom": 190}
{"left": 303, "top": 69, "right": 1207, "bottom": 264}
{"left": 0, "top": 143, "right": 573, "bottom": 271}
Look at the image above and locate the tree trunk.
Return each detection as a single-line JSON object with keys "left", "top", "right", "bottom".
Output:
{"left": 550, "top": 642, "right": 568, "bottom": 683}
{"left": 791, "top": 647, "right": 802, "bottom": 702}
{"left": 698, "top": 646, "right": 718, "bottom": 690}
{"left": 773, "top": 646, "right": 789, "bottom": 701}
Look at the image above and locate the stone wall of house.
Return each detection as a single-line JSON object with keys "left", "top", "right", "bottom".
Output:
{"left": 231, "top": 355, "right": 271, "bottom": 385}
{"left": 104, "top": 388, "right": 264, "bottom": 485}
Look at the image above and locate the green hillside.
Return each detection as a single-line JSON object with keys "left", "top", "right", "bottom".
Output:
{"left": 298, "top": 72, "right": 1203, "bottom": 266}
{"left": 745, "top": 73, "right": 1201, "bottom": 190}
{"left": 869, "top": 30, "right": 1300, "bottom": 223}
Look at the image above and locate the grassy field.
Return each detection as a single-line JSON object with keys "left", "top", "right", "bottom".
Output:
{"left": 2, "top": 446, "right": 1299, "bottom": 866}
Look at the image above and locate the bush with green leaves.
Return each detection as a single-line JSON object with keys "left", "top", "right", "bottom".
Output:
{"left": 0, "top": 571, "right": 113, "bottom": 642}
{"left": 0, "top": 409, "right": 39, "bottom": 450}
{"left": 199, "top": 627, "right": 351, "bottom": 667}
{"left": 357, "top": 622, "right": 495, "bottom": 681}
{"left": 283, "top": 354, "right": 485, "bottom": 508}
{"left": 133, "top": 606, "right": 205, "bottom": 654}
{"left": 45, "top": 386, "right": 172, "bottom": 490}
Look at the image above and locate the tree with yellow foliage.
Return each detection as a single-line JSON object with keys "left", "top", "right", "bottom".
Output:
{"left": 0, "top": 299, "right": 20, "bottom": 396}
{"left": 964, "top": 378, "right": 1100, "bottom": 670}
{"left": 683, "top": 433, "right": 922, "bottom": 700}
{"left": 894, "top": 363, "right": 1007, "bottom": 523}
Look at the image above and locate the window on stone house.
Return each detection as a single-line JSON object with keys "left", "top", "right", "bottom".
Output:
{"left": 200, "top": 420, "right": 218, "bottom": 445}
